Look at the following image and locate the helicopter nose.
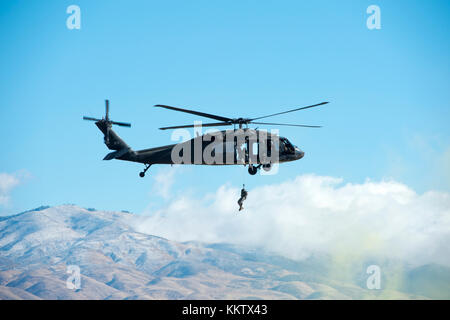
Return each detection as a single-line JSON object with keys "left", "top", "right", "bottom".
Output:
{"left": 297, "top": 150, "right": 305, "bottom": 159}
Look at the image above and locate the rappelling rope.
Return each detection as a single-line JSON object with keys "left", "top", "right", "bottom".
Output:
{"left": 241, "top": 163, "right": 247, "bottom": 189}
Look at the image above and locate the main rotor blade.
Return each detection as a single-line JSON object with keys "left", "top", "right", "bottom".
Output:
{"left": 251, "top": 102, "right": 329, "bottom": 121}
{"left": 159, "top": 122, "right": 231, "bottom": 130}
{"left": 111, "top": 121, "right": 131, "bottom": 127}
{"left": 155, "top": 105, "right": 233, "bottom": 122}
{"left": 251, "top": 122, "right": 322, "bottom": 128}
{"left": 83, "top": 116, "right": 102, "bottom": 122}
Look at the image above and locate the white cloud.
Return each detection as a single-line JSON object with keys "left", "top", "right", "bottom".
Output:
{"left": 0, "top": 173, "right": 21, "bottom": 206}
{"left": 151, "top": 166, "right": 180, "bottom": 200}
{"left": 135, "top": 174, "right": 450, "bottom": 267}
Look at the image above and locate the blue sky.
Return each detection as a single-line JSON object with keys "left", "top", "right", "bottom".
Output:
{"left": 0, "top": 0, "right": 449, "bottom": 215}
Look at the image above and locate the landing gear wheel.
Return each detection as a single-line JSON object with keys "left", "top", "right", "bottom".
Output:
{"left": 262, "top": 164, "right": 272, "bottom": 172}
{"left": 139, "top": 164, "right": 151, "bottom": 178}
{"left": 248, "top": 166, "right": 258, "bottom": 175}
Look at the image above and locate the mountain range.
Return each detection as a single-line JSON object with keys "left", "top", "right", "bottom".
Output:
{"left": 0, "top": 205, "right": 448, "bottom": 300}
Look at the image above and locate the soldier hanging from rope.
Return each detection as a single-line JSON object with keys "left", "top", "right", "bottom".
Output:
{"left": 237, "top": 184, "right": 248, "bottom": 211}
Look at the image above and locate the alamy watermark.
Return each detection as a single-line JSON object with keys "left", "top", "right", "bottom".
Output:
{"left": 169, "top": 123, "right": 284, "bottom": 175}
{"left": 366, "top": 265, "right": 381, "bottom": 290}
{"left": 66, "top": 265, "right": 81, "bottom": 290}
{"left": 366, "top": 5, "right": 381, "bottom": 30}
{"left": 66, "top": 5, "right": 81, "bottom": 30}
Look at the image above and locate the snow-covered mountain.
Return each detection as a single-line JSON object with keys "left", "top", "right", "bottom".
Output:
{"left": 0, "top": 205, "right": 448, "bottom": 300}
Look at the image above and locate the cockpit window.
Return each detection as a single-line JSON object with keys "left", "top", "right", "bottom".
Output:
{"left": 280, "top": 137, "right": 295, "bottom": 154}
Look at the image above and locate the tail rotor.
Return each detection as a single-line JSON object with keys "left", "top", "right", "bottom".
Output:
{"left": 83, "top": 99, "right": 131, "bottom": 144}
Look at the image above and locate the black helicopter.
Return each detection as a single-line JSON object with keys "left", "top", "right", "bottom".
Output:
{"left": 83, "top": 100, "right": 327, "bottom": 177}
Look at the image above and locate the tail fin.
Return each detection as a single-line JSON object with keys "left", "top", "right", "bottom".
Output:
{"left": 83, "top": 100, "right": 135, "bottom": 160}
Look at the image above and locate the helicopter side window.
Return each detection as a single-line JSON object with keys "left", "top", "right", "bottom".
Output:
{"left": 279, "top": 138, "right": 286, "bottom": 153}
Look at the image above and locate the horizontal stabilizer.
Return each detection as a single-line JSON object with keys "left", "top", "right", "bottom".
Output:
{"left": 103, "top": 147, "right": 131, "bottom": 160}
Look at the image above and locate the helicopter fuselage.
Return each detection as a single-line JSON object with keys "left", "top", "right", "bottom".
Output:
{"left": 85, "top": 100, "right": 324, "bottom": 177}
{"left": 112, "top": 128, "right": 304, "bottom": 167}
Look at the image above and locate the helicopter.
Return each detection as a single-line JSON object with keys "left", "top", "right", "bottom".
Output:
{"left": 83, "top": 100, "right": 328, "bottom": 177}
